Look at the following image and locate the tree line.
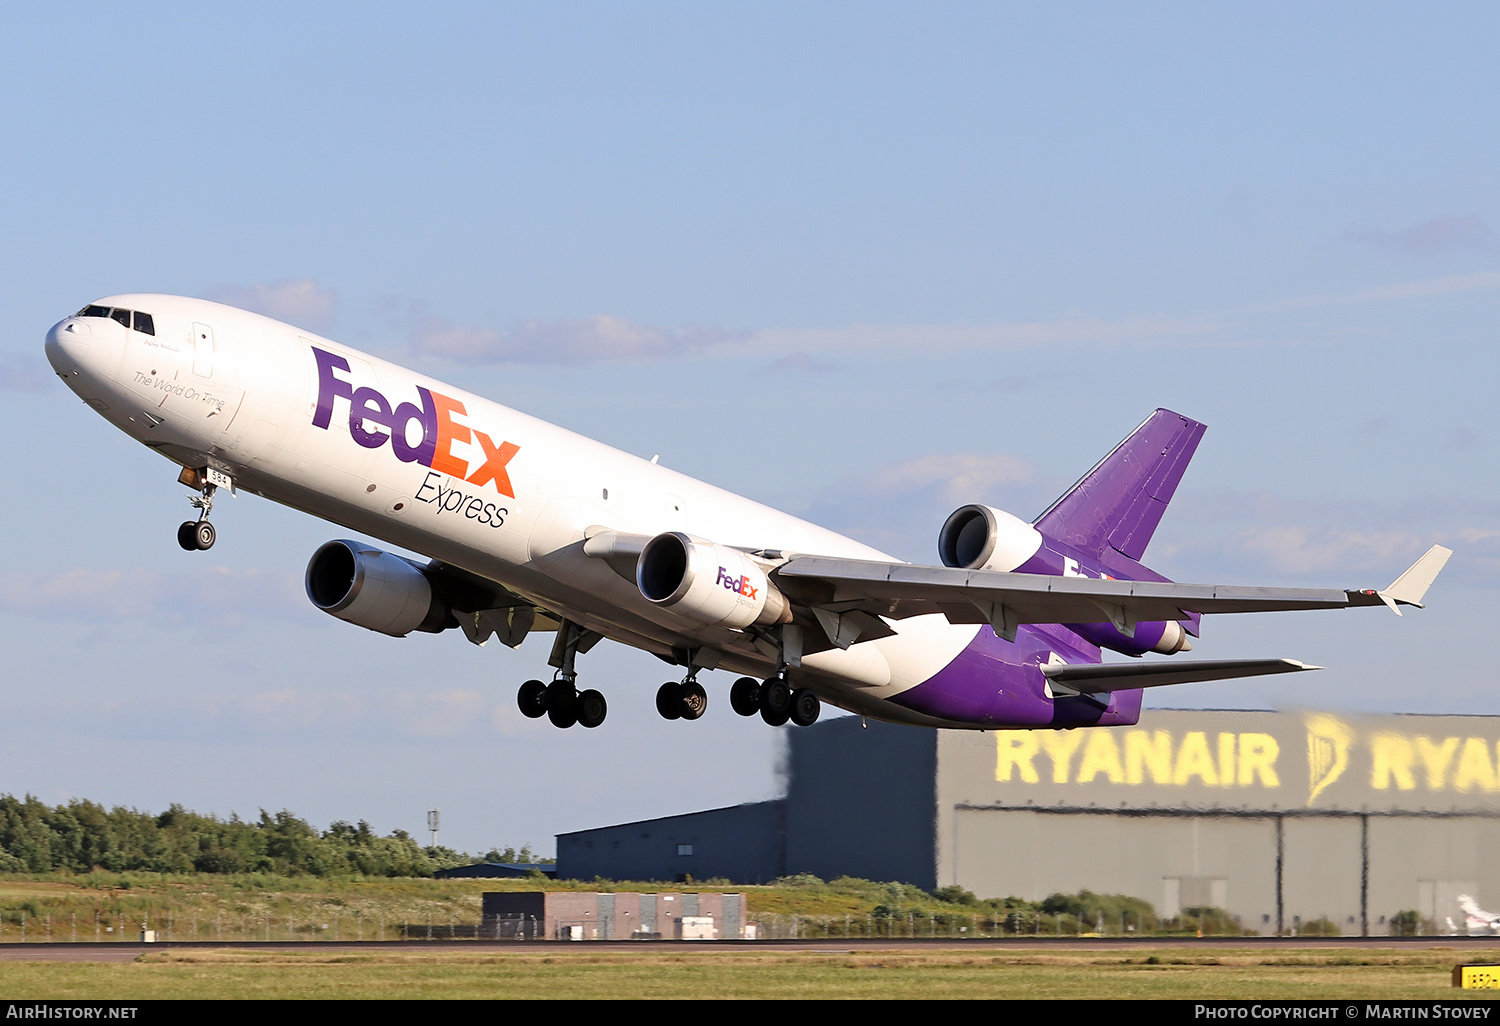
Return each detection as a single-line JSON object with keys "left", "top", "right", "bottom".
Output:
{"left": 0, "top": 794, "right": 546, "bottom": 877}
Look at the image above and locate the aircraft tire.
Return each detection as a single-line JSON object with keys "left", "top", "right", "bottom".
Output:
{"left": 789, "top": 688, "right": 821, "bottom": 727}
{"left": 577, "top": 689, "right": 607, "bottom": 728}
{"left": 545, "top": 681, "right": 578, "bottom": 728}
{"left": 679, "top": 681, "right": 708, "bottom": 721}
{"left": 729, "top": 677, "right": 761, "bottom": 716}
{"left": 194, "top": 521, "right": 216, "bottom": 550}
{"left": 760, "top": 677, "right": 792, "bottom": 726}
{"left": 517, "top": 679, "right": 548, "bottom": 718}
{"left": 177, "top": 522, "right": 198, "bottom": 551}
{"left": 656, "top": 682, "right": 682, "bottom": 720}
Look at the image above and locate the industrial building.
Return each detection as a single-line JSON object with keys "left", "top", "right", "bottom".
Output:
{"left": 557, "top": 710, "right": 1500, "bottom": 935}
{"left": 481, "top": 891, "right": 745, "bottom": 940}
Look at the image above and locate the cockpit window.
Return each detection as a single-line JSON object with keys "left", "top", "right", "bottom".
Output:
{"left": 74, "top": 305, "right": 156, "bottom": 336}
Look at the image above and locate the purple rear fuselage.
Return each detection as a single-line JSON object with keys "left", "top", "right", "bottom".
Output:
{"left": 888, "top": 408, "right": 1207, "bottom": 729}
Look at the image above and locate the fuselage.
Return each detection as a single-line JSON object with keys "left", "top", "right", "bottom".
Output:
{"left": 45, "top": 294, "right": 1146, "bottom": 730}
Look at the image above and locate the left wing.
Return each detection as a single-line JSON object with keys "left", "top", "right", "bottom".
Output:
{"left": 772, "top": 545, "right": 1451, "bottom": 642}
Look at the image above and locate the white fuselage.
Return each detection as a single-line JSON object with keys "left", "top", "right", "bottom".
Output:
{"left": 47, "top": 295, "right": 988, "bottom": 725}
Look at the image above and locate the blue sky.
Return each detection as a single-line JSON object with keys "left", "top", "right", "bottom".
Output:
{"left": 2, "top": 3, "right": 1497, "bottom": 855}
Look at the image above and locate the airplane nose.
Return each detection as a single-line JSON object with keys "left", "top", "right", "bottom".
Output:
{"left": 44, "top": 317, "right": 91, "bottom": 376}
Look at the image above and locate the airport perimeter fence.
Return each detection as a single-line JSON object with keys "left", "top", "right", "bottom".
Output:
{"left": 0, "top": 911, "right": 543, "bottom": 944}
{"left": 743, "top": 911, "right": 1168, "bottom": 941}
{"left": 739, "top": 911, "right": 1382, "bottom": 940}
{"left": 0, "top": 910, "right": 1450, "bottom": 942}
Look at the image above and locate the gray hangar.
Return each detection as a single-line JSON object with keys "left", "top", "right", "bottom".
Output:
{"left": 557, "top": 710, "right": 1500, "bottom": 935}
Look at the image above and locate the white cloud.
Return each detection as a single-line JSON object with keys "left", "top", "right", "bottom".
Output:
{"left": 771, "top": 351, "right": 836, "bottom": 372}
{"left": 0, "top": 566, "right": 304, "bottom": 626}
{"left": 1160, "top": 488, "right": 1492, "bottom": 584}
{"left": 1233, "top": 525, "right": 1432, "bottom": 575}
{"left": 404, "top": 307, "right": 1224, "bottom": 366}
{"left": 202, "top": 279, "right": 338, "bottom": 331}
{"left": 753, "top": 315, "right": 1220, "bottom": 355}
{"left": 383, "top": 689, "right": 490, "bottom": 738}
{"left": 410, "top": 314, "right": 743, "bottom": 364}
{"left": 865, "top": 453, "right": 1036, "bottom": 503}
{"left": 1344, "top": 214, "right": 1496, "bottom": 255}
{"left": 0, "top": 352, "right": 54, "bottom": 392}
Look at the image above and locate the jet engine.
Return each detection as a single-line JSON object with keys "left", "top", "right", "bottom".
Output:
{"left": 937, "top": 504, "right": 1191, "bottom": 656}
{"left": 305, "top": 539, "right": 450, "bottom": 637}
{"left": 1070, "top": 618, "right": 1193, "bottom": 657}
{"left": 938, "top": 504, "right": 1044, "bottom": 572}
{"left": 636, "top": 532, "right": 791, "bottom": 629}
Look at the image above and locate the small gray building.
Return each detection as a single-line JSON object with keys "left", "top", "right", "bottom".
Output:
{"left": 482, "top": 891, "right": 744, "bottom": 940}
{"left": 558, "top": 710, "right": 1500, "bottom": 935}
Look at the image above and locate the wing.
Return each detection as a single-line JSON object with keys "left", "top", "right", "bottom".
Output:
{"left": 772, "top": 545, "right": 1452, "bottom": 642}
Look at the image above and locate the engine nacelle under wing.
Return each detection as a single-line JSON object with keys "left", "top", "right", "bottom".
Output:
{"left": 305, "top": 539, "right": 448, "bottom": 637}
{"left": 636, "top": 532, "right": 790, "bottom": 629}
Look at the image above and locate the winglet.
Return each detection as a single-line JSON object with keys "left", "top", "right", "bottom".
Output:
{"left": 1377, "top": 544, "right": 1453, "bottom": 614}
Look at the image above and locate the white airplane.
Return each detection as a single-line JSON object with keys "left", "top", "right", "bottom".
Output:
{"left": 1458, "top": 896, "right": 1500, "bottom": 935}
{"left": 45, "top": 295, "right": 1450, "bottom": 732}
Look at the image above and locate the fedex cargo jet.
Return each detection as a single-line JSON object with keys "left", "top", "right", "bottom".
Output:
{"left": 44, "top": 295, "right": 1450, "bottom": 732}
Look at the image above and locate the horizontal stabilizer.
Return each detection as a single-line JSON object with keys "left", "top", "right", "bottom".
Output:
{"left": 1040, "top": 657, "right": 1318, "bottom": 694}
{"left": 1378, "top": 544, "right": 1453, "bottom": 614}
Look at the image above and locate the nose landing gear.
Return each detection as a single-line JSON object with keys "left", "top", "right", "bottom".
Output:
{"left": 176, "top": 467, "right": 230, "bottom": 551}
{"left": 176, "top": 519, "right": 215, "bottom": 551}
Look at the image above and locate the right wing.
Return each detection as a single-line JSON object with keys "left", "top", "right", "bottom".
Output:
{"left": 772, "top": 545, "right": 1452, "bottom": 642}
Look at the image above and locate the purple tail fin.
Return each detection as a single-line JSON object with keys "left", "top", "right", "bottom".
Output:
{"left": 1033, "top": 409, "right": 1206, "bottom": 561}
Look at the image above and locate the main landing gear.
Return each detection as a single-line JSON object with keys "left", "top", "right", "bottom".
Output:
{"left": 518, "top": 677, "right": 607, "bottom": 729}
{"left": 517, "top": 621, "right": 607, "bottom": 729}
{"left": 728, "top": 676, "right": 821, "bottom": 727}
{"left": 656, "top": 675, "right": 709, "bottom": 721}
{"left": 513, "top": 621, "right": 822, "bottom": 730}
{"left": 176, "top": 467, "right": 226, "bottom": 551}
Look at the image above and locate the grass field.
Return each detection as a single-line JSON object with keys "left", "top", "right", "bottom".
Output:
{"left": 0, "top": 874, "right": 1488, "bottom": 999}
{"left": 0, "top": 945, "right": 1494, "bottom": 1000}
{"left": 0, "top": 872, "right": 1246, "bottom": 942}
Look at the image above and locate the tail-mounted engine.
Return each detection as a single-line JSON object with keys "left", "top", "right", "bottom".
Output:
{"left": 636, "top": 532, "right": 791, "bottom": 629}
{"left": 938, "top": 505, "right": 1044, "bottom": 572}
{"left": 305, "top": 539, "right": 450, "bottom": 637}
{"left": 938, "top": 503, "right": 1192, "bottom": 656}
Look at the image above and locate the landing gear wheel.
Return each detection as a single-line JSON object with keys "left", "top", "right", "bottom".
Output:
{"left": 790, "top": 688, "right": 821, "bottom": 727}
{"left": 193, "top": 521, "right": 216, "bottom": 550}
{"left": 576, "top": 689, "right": 607, "bottom": 729}
{"left": 517, "top": 679, "right": 548, "bottom": 719}
{"left": 760, "top": 677, "right": 792, "bottom": 726}
{"left": 656, "top": 682, "right": 683, "bottom": 721}
{"left": 679, "top": 681, "right": 708, "bottom": 721}
{"left": 730, "top": 677, "right": 761, "bottom": 717}
{"left": 545, "top": 680, "right": 578, "bottom": 728}
{"left": 177, "top": 522, "right": 198, "bottom": 551}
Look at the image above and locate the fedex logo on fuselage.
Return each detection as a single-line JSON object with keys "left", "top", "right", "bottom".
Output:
{"left": 311, "top": 346, "right": 519, "bottom": 497}
{"left": 716, "top": 566, "right": 758, "bottom": 601}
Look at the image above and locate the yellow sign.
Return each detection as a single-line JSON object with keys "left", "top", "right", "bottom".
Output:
{"left": 995, "top": 729, "right": 1280, "bottom": 788}
{"left": 993, "top": 714, "right": 1500, "bottom": 807}
{"left": 1454, "top": 964, "right": 1500, "bottom": 988}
